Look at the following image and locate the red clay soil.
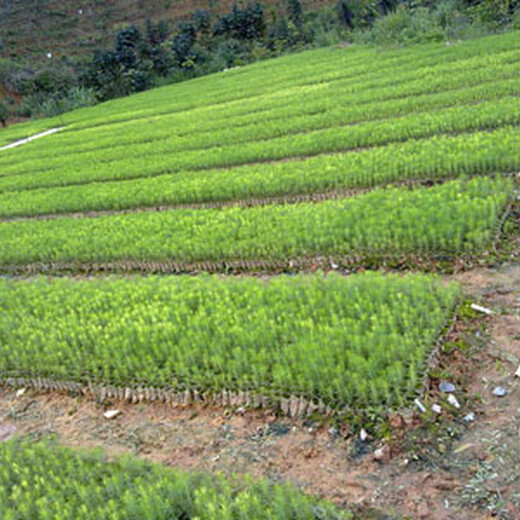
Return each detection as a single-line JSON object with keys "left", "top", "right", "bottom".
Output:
{"left": 0, "top": 264, "right": 519, "bottom": 519}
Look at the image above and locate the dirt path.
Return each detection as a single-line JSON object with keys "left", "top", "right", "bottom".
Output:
{"left": 0, "top": 127, "right": 63, "bottom": 151}
{"left": 0, "top": 264, "right": 518, "bottom": 519}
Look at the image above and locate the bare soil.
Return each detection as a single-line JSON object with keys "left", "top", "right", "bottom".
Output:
{"left": 0, "top": 263, "right": 519, "bottom": 519}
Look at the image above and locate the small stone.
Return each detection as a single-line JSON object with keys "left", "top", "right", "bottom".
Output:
{"left": 492, "top": 386, "right": 507, "bottom": 397}
{"left": 103, "top": 410, "right": 121, "bottom": 420}
{"left": 439, "top": 382, "right": 456, "bottom": 393}
{"left": 432, "top": 404, "right": 442, "bottom": 414}
{"left": 414, "top": 398, "right": 427, "bottom": 413}
{"left": 15, "top": 388, "right": 26, "bottom": 398}
{"left": 471, "top": 303, "right": 494, "bottom": 315}
{"left": 360, "top": 428, "right": 368, "bottom": 441}
{"left": 447, "top": 395, "right": 460, "bottom": 409}
{"left": 235, "top": 406, "right": 246, "bottom": 415}
{"left": 463, "top": 412, "right": 475, "bottom": 422}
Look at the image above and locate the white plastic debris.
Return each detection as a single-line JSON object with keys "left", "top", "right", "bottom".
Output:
{"left": 447, "top": 395, "right": 461, "bottom": 409}
{"left": 373, "top": 444, "right": 389, "bottom": 462}
{"left": 439, "top": 381, "right": 456, "bottom": 393}
{"left": 103, "top": 410, "right": 121, "bottom": 420}
{"left": 463, "top": 412, "right": 475, "bottom": 422}
{"left": 414, "top": 398, "right": 427, "bottom": 413}
{"left": 471, "top": 303, "right": 494, "bottom": 316}
{"left": 360, "top": 428, "right": 368, "bottom": 441}
{"left": 432, "top": 404, "right": 442, "bottom": 414}
{"left": 515, "top": 365, "right": 520, "bottom": 378}
{"left": 492, "top": 386, "right": 507, "bottom": 397}
{"left": 15, "top": 388, "right": 26, "bottom": 398}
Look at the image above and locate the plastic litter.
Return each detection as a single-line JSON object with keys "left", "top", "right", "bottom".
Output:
{"left": 414, "top": 398, "right": 426, "bottom": 413}
{"left": 470, "top": 303, "right": 494, "bottom": 315}
{"left": 439, "top": 381, "right": 456, "bottom": 393}
{"left": 447, "top": 395, "right": 460, "bottom": 409}
{"left": 103, "top": 410, "right": 121, "bottom": 420}
{"left": 432, "top": 404, "right": 442, "bottom": 414}
{"left": 492, "top": 386, "right": 507, "bottom": 397}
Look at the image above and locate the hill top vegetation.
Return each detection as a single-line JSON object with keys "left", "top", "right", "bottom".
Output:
{"left": 0, "top": 0, "right": 519, "bottom": 122}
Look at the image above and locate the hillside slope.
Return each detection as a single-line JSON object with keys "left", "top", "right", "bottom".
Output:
{"left": 0, "top": 0, "right": 329, "bottom": 62}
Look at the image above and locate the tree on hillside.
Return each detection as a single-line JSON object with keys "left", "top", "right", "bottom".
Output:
{"left": 172, "top": 22, "right": 197, "bottom": 68}
{"left": 0, "top": 100, "right": 8, "bottom": 126}
{"left": 115, "top": 25, "right": 142, "bottom": 69}
{"left": 287, "top": 0, "right": 303, "bottom": 30}
{"left": 336, "top": 0, "right": 354, "bottom": 28}
{"left": 193, "top": 9, "right": 212, "bottom": 35}
{"left": 214, "top": 3, "right": 266, "bottom": 40}
{"left": 145, "top": 18, "right": 169, "bottom": 46}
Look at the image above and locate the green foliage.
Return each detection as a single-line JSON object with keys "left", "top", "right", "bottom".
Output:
{"left": 0, "top": 273, "right": 459, "bottom": 408}
{"left": 0, "top": 439, "right": 352, "bottom": 519}
{"left": 0, "top": 177, "right": 512, "bottom": 268}
{"left": 287, "top": 0, "right": 304, "bottom": 30}
{"left": 213, "top": 3, "right": 266, "bottom": 40}
{"left": 18, "top": 87, "right": 97, "bottom": 119}
{"left": 358, "top": 5, "right": 446, "bottom": 45}
{"left": 464, "top": 0, "right": 520, "bottom": 28}
{"left": 336, "top": 0, "right": 354, "bottom": 28}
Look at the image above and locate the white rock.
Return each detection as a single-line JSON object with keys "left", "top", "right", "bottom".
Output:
{"left": 103, "top": 410, "right": 121, "bottom": 420}
{"left": 471, "top": 303, "right": 494, "bottom": 316}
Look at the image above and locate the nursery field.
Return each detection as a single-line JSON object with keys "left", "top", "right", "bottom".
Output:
{"left": 0, "top": 31, "right": 518, "bottom": 518}
{"left": 0, "top": 273, "right": 459, "bottom": 411}
{"left": 0, "top": 28, "right": 517, "bottom": 388}
{"left": 0, "top": 439, "right": 351, "bottom": 519}
{"left": 0, "top": 31, "right": 517, "bottom": 399}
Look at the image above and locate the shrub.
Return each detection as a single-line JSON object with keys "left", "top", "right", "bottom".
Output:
{"left": 18, "top": 87, "right": 97, "bottom": 118}
{"left": 358, "top": 6, "right": 447, "bottom": 45}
